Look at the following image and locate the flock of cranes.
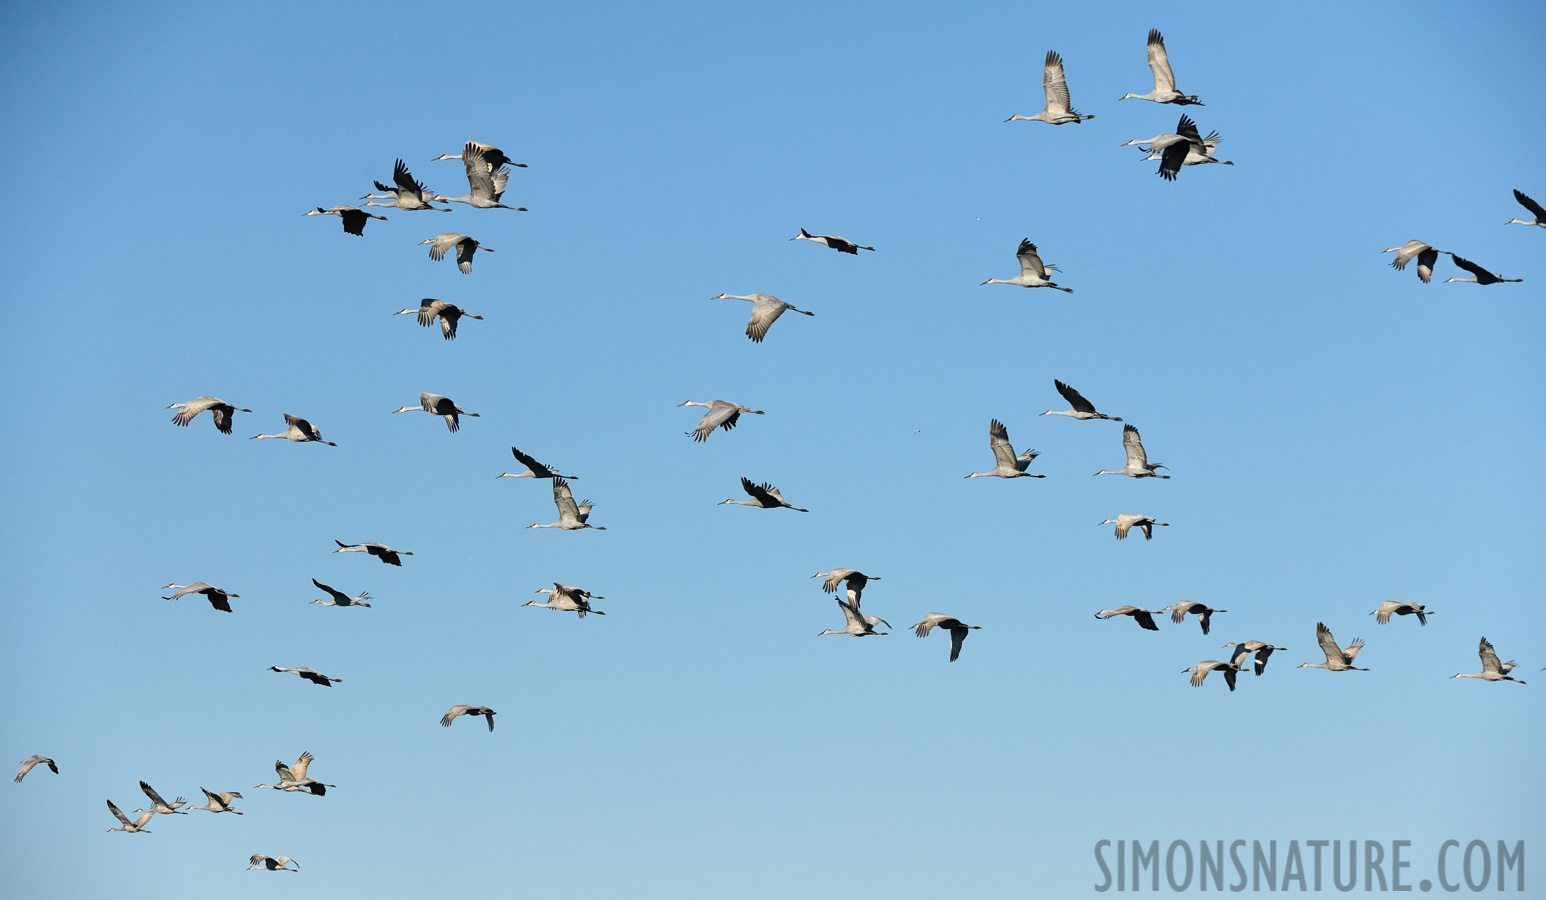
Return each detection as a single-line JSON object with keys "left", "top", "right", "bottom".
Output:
{"left": 15, "top": 26, "right": 1539, "bottom": 880}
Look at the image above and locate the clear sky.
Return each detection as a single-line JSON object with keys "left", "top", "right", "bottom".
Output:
{"left": 2, "top": 0, "right": 1543, "bottom": 896}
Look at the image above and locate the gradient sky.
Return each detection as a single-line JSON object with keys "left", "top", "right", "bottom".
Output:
{"left": 2, "top": 1, "right": 1543, "bottom": 896}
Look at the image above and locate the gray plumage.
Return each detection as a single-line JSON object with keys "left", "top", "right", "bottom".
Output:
{"left": 965, "top": 418, "right": 1044, "bottom": 478}
{"left": 166, "top": 396, "right": 250, "bottom": 434}
{"left": 394, "top": 299, "right": 482, "bottom": 340}
{"left": 679, "top": 400, "right": 764, "bottom": 442}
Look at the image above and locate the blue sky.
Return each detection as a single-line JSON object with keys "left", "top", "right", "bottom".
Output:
{"left": 2, "top": 0, "right": 1543, "bottom": 896}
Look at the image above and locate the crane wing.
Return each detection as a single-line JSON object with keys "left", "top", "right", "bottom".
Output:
{"left": 1514, "top": 189, "right": 1546, "bottom": 221}
{"left": 311, "top": 578, "right": 348, "bottom": 603}
{"left": 1054, "top": 379, "right": 1096, "bottom": 414}
{"left": 1314, "top": 622, "right": 1341, "bottom": 664}
{"left": 552, "top": 478, "right": 582, "bottom": 522}
{"left": 1015, "top": 239, "right": 1047, "bottom": 279}
{"left": 1041, "top": 50, "right": 1072, "bottom": 114}
{"left": 988, "top": 419, "right": 1017, "bottom": 468}
{"left": 1478, "top": 637, "right": 1505, "bottom": 675}
{"left": 290, "top": 751, "right": 314, "bottom": 781}
{"left": 745, "top": 299, "right": 785, "bottom": 343}
{"left": 1146, "top": 29, "right": 1177, "bottom": 93}
{"left": 1122, "top": 424, "right": 1149, "bottom": 468}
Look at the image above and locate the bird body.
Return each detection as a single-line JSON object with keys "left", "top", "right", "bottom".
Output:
{"left": 720, "top": 476, "right": 808, "bottom": 511}
{"left": 255, "top": 751, "right": 334, "bottom": 795}
{"left": 191, "top": 788, "right": 243, "bottom": 814}
{"left": 1223, "top": 641, "right": 1287, "bottom": 676}
{"left": 981, "top": 238, "right": 1072, "bottom": 291}
{"left": 1298, "top": 622, "right": 1368, "bottom": 671}
{"left": 524, "top": 583, "right": 605, "bottom": 617}
{"left": 394, "top": 299, "right": 482, "bottom": 340}
{"left": 966, "top": 418, "right": 1044, "bottom": 478}
{"left": 394, "top": 392, "right": 478, "bottom": 433}
{"left": 1382, "top": 241, "right": 1445, "bottom": 283}
{"left": 136, "top": 781, "right": 189, "bottom": 816}
{"left": 1159, "top": 601, "right": 1227, "bottom": 635}
{"left": 361, "top": 159, "right": 449, "bottom": 211}
{"left": 420, "top": 233, "right": 491, "bottom": 274}
{"left": 302, "top": 205, "right": 385, "bottom": 235}
{"left": 1119, "top": 30, "right": 1204, "bottom": 105}
{"left": 1005, "top": 50, "right": 1093, "bottom": 124}
{"left": 166, "top": 396, "right": 250, "bottom": 434}
{"left": 309, "top": 577, "right": 372, "bottom": 607}
{"left": 1453, "top": 637, "right": 1526, "bottom": 684}
{"left": 441, "top": 705, "right": 498, "bottom": 730}
{"left": 679, "top": 400, "right": 764, "bottom": 442}
{"left": 15, "top": 755, "right": 57, "bottom": 783}
{"left": 1443, "top": 253, "right": 1522, "bottom": 285}
{"left": 106, "top": 800, "right": 153, "bottom": 833}
{"left": 811, "top": 570, "right": 880, "bottom": 608}
{"left": 1095, "top": 424, "right": 1168, "bottom": 478}
{"left": 818, "top": 599, "right": 890, "bottom": 637}
{"left": 268, "top": 666, "right": 342, "bottom": 686}
{"left": 1185, "top": 660, "right": 1239, "bottom": 691}
{"left": 712, "top": 293, "right": 814, "bottom": 342}
{"left": 1371, "top": 600, "right": 1430, "bottom": 625}
{"left": 1042, "top": 380, "right": 1121, "bottom": 421}
{"left": 1100, "top": 514, "right": 1169, "bottom": 540}
{"left": 433, "top": 143, "right": 525, "bottom": 209}
{"left": 432, "top": 140, "right": 526, "bottom": 171}
{"left": 1138, "top": 130, "right": 1231, "bottom": 168}
{"left": 528, "top": 478, "right": 605, "bottom": 530}
{"left": 248, "top": 854, "right": 299, "bottom": 872}
{"left": 910, "top": 613, "right": 979, "bottom": 661}
{"left": 162, "top": 582, "right": 238, "bottom": 613}
{"left": 332, "top": 541, "right": 411, "bottom": 567}
{"left": 250, "top": 414, "right": 335, "bottom": 445}
{"left": 1094, "top": 606, "right": 1160, "bottom": 631}
{"left": 497, "top": 446, "right": 576, "bottom": 480}
{"left": 790, "top": 228, "right": 874, "bottom": 254}
{"left": 1506, "top": 189, "right": 1545, "bottom": 227}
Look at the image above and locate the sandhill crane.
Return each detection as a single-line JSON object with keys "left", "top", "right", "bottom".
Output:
{"left": 1159, "top": 601, "right": 1227, "bottom": 636}
{"left": 812, "top": 570, "right": 881, "bottom": 607}
{"left": 1124, "top": 115, "right": 1208, "bottom": 181}
{"left": 497, "top": 446, "right": 577, "bottom": 480}
{"left": 432, "top": 141, "right": 526, "bottom": 171}
{"left": 394, "top": 299, "right": 483, "bottom": 340}
{"left": 441, "top": 705, "right": 498, "bottom": 731}
{"left": 1298, "top": 623, "right": 1368, "bottom": 672}
{"left": 1099, "top": 514, "right": 1169, "bottom": 540}
{"left": 309, "top": 578, "right": 371, "bottom": 608}
{"left": 528, "top": 478, "right": 605, "bottom": 530}
{"left": 1382, "top": 241, "right": 1446, "bottom": 283}
{"left": 790, "top": 228, "right": 874, "bottom": 254}
{"left": 1119, "top": 29, "right": 1204, "bottom": 105}
{"left": 106, "top": 800, "right": 154, "bottom": 833}
{"left": 420, "top": 233, "right": 492, "bottom": 274}
{"left": 980, "top": 238, "right": 1072, "bottom": 291}
{"left": 1042, "top": 380, "right": 1122, "bottom": 421}
{"left": 166, "top": 396, "right": 250, "bottom": 434}
{"left": 136, "top": 781, "right": 189, "bottom": 816}
{"left": 818, "top": 599, "right": 890, "bottom": 637}
{"left": 432, "top": 144, "right": 526, "bottom": 210}
{"left": 966, "top": 418, "right": 1044, "bottom": 479}
{"left": 720, "top": 476, "right": 808, "bottom": 511}
{"left": 1506, "top": 189, "right": 1545, "bottom": 227}
{"left": 1138, "top": 130, "right": 1232, "bottom": 168}
{"left": 679, "top": 400, "right": 764, "bottom": 442}
{"left": 393, "top": 391, "right": 479, "bottom": 433}
{"left": 1223, "top": 641, "right": 1287, "bottom": 676}
{"left": 250, "top": 414, "right": 336, "bottom": 446}
{"left": 1453, "top": 637, "right": 1526, "bottom": 684}
{"left": 1184, "top": 660, "right": 1239, "bottom": 691}
{"left": 524, "top": 583, "right": 605, "bottom": 617}
{"left": 360, "top": 159, "right": 449, "bottom": 211}
{"left": 1005, "top": 50, "right": 1094, "bottom": 124}
{"left": 1095, "top": 425, "right": 1168, "bottom": 478}
{"left": 1443, "top": 253, "right": 1522, "bottom": 284}
{"left": 248, "top": 854, "right": 299, "bottom": 872}
{"left": 332, "top": 541, "right": 411, "bottom": 566}
{"left": 255, "top": 751, "right": 333, "bottom": 795}
{"left": 15, "top": 755, "right": 57, "bottom": 782}
{"left": 302, "top": 205, "right": 386, "bottom": 235}
{"left": 1094, "top": 606, "right": 1160, "bottom": 631}
{"left": 268, "top": 666, "right": 341, "bottom": 686}
{"left": 712, "top": 293, "right": 814, "bottom": 342}
{"left": 190, "top": 788, "right": 243, "bottom": 814}
{"left": 162, "top": 582, "right": 238, "bottom": 613}
{"left": 910, "top": 613, "right": 979, "bottom": 662}
{"left": 1371, "top": 600, "right": 1431, "bottom": 625}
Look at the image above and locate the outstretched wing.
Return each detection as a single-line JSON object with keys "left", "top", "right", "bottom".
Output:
{"left": 1015, "top": 239, "right": 1047, "bottom": 279}
{"left": 1515, "top": 189, "right": 1546, "bottom": 221}
{"left": 1041, "top": 50, "right": 1072, "bottom": 115}
{"left": 1146, "top": 29, "right": 1177, "bottom": 93}
{"left": 1478, "top": 637, "right": 1505, "bottom": 675}
{"left": 988, "top": 419, "right": 1017, "bottom": 468}
{"left": 291, "top": 751, "right": 314, "bottom": 781}
{"left": 311, "top": 578, "right": 348, "bottom": 603}
{"left": 552, "top": 478, "right": 582, "bottom": 522}
{"left": 1122, "top": 424, "right": 1150, "bottom": 468}
{"left": 1054, "top": 379, "right": 1096, "bottom": 414}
